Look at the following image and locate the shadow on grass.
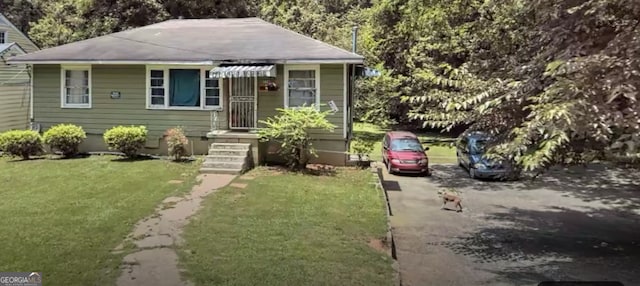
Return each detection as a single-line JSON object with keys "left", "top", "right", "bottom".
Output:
{"left": 302, "top": 168, "right": 338, "bottom": 177}
{"left": 48, "top": 153, "right": 92, "bottom": 160}
{"left": 259, "top": 164, "right": 338, "bottom": 177}
{"left": 168, "top": 158, "right": 198, "bottom": 164}
{"left": 4, "top": 157, "right": 47, "bottom": 163}
{"left": 436, "top": 206, "right": 640, "bottom": 284}
{"left": 110, "top": 155, "right": 158, "bottom": 162}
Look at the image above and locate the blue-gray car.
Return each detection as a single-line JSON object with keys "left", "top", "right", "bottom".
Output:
{"left": 456, "top": 131, "right": 519, "bottom": 180}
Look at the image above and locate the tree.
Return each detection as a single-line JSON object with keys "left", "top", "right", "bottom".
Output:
{"left": 0, "top": 0, "right": 43, "bottom": 34}
{"left": 28, "top": 0, "right": 89, "bottom": 48}
{"left": 378, "top": 0, "right": 640, "bottom": 171}
{"left": 260, "top": 0, "right": 369, "bottom": 51}
{"left": 161, "top": 0, "right": 259, "bottom": 19}
{"left": 28, "top": 0, "right": 168, "bottom": 48}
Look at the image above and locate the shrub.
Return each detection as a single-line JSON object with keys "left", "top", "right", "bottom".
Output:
{"left": 165, "top": 127, "right": 189, "bottom": 161}
{"left": 103, "top": 126, "right": 148, "bottom": 158}
{"left": 43, "top": 124, "right": 87, "bottom": 157}
{"left": 351, "top": 138, "right": 375, "bottom": 168}
{"left": 258, "top": 106, "right": 335, "bottom": 171}
{"left": 351, "top": 138, "right": 375, "bottom": 159}
{"left": 0, "top": 130, "right": 43, "bottom": 160}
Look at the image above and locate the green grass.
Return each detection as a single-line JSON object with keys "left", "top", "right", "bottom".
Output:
{"left": 179, "top": 167, "right": 394, "bottom": 286}
{"left": 351, "top": 122, "right": 457, "bottom": 164}
{"left": 0, "top": 155, "right": 199, "bottom": 285}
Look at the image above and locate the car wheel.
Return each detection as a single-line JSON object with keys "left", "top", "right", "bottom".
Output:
{"left": 387, "top": 160, "right": 394, "bottom": 175}
{"left": 469, "top": 168, "right": 477, "bottom": 179}
{"left": 457, "top": 153, "right": 463, "bottom": 168}
{"left": 509, "top": 171, "right": 521, "bottom": 181}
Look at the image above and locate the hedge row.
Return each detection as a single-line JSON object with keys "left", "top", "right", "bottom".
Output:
{"left": 0, "top": 125, "right": 189, "bottom": 161}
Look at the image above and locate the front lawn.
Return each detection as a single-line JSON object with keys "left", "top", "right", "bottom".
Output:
{"left": 0, "top": 155, "right": 199, "bottom": 285}
{"left": 179, "top": 167, "right": 394, "bottom": 286}
{"left": 352, "top": 122, "right": 457, "bottom": 163}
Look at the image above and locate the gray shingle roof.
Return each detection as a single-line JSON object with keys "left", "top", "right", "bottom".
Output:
{"left": 9, "top": 18, "right": 363, "bottom": 64}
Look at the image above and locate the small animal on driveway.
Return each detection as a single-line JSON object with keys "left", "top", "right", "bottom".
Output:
{"left": 437, "top": 189, "right": 463, "bottom": 212}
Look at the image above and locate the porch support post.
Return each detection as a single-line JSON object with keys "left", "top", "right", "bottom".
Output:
{"left": 253, "top": 75, "right": 258, "bottom": 132}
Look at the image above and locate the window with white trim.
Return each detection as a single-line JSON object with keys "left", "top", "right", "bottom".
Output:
{"left": 0, "top": 31, "right": 6, "bottom": 44}
{"left": 146, "top": 67, "right": 223, "bottom": 110}
{"left": 61, "top": 66, "right": 91, "bottom": 108}
{"left": 204, "top": 70, "right": 221, "bottom": 106}
{"left": 285, "top": 65, "right": 320, "bottom": 108}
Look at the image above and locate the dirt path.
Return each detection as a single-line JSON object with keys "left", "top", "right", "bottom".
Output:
{"left": 114, "top": 173, "right": 236, "bottom": 286}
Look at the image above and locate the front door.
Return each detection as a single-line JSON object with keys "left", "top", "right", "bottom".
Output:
{"left": 229, "top": 77, "right": 257, "bottom": 129}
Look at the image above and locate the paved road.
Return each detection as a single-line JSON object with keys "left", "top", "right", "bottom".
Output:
{"left": 382, "top": 163, "right": 640, "bottom": 286}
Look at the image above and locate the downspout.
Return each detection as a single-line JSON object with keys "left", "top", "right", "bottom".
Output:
{"left": 28, "top": 64, "right": 34, "bottom": 129}
{"left": 350, "top": 26, "right": 359, "bottom": 143}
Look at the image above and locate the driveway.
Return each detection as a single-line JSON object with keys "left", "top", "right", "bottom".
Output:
{"left": 382, "top": 163, "right": 640, "bottom": 286}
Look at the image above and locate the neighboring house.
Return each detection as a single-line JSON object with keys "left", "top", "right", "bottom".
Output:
{"left": 9, "top": 18, "right": 363, "bottom": 166}
{"left": 0, "top": 13, "right": 39, "bottom": 131}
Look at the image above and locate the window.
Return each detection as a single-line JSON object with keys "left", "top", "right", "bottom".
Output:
{"left": 149, "top": 70, "right": 165, "bottom": 105}
{"left": 61, "top": 65, "right": 91, "bottom": 108}
{"left": 146, "top": 67, "right": 223, "bottom": 110}
{"left": 0, "top": 31, "right": 6, "bottom": 44}
{"left": 470, "top": 139, "right": 488, "bottom": 155}
{"left": 204, "top": 70, "right": 221, "bottom": 106}
{"left": 285, "top": 65, "right": 320, "bottom": 108}
{"left": 390, "top": 138, "right": 424, "bottom": 152}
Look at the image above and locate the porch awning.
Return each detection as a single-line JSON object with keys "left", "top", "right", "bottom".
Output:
{"left": 209, "top": 65, "right": 276, "bottom": 78}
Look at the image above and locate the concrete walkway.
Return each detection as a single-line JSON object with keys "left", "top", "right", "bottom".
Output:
{"left": 115, "top": 173, "right": 236, "bottom": 286}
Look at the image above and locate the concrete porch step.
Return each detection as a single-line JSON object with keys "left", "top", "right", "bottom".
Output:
{"left": 200, "top": 142, "right": 253, "bottom": 175}
{"left": 208, "top": 149, "right": 250, "bottom": 156}
{"left": 210, "top": 143, "right": 251, "bottom": 150}
{"left": 199, "top": 167, "right": 244, "bottom": 175}
{"left": 201, "top": 161, "right": 245, "bottom": 170}
{"left": 205, "top": 155, "right": 247, "bottom": 163}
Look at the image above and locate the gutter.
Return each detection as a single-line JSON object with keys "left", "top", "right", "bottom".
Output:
{"left": 7, "top": 58, "right": 365, "bottom": 65}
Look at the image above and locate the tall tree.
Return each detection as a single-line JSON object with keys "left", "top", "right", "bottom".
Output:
{"left": 260, "top": 0, "right": 369, "bottom": 51}
{"left": 28, "top": 0, "right": 168, "bottom": 48}
{"left": 373, "top": 0, "right": 640, "bottom": 170}
{"left": 28, "top": 0, "right": 89, "bottom": 48}
{"left": 0, "top": 0, "right": 43, "bottom": 34}
{"left": 161, "top": 0, "right": 259, "bottom": 19}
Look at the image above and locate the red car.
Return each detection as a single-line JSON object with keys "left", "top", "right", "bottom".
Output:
{"left": 382, "top": 131, "right": 430, "bottom": 176}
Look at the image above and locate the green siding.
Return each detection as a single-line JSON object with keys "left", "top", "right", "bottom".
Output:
{"left": 33, "top": 65, "right": 225, "bottom": 139}
{"left": 257, "top": 64, "right": 346, "bottom": 141}
{"left": 256, "top": 64, "right": 285, "bottom": 122}
{"left": 0, "top": 85, "right": 28, "bottom": 131}
{"left": 32, "top": 63, "right": 347, "bottom": 152}
{"left": 318, "top": 64, "right": 345, "bottom": 140}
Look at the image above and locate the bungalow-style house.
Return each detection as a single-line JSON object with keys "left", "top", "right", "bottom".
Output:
{"left": 0, "top": 13, "right": 39, "bottom": 131}
{"left": 9, "top": 18, "right": 363, "bottom": 169}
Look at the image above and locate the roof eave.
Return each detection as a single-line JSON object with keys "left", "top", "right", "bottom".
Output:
{"left": 7, "top": 58, "right": 365, "bottom": 65}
